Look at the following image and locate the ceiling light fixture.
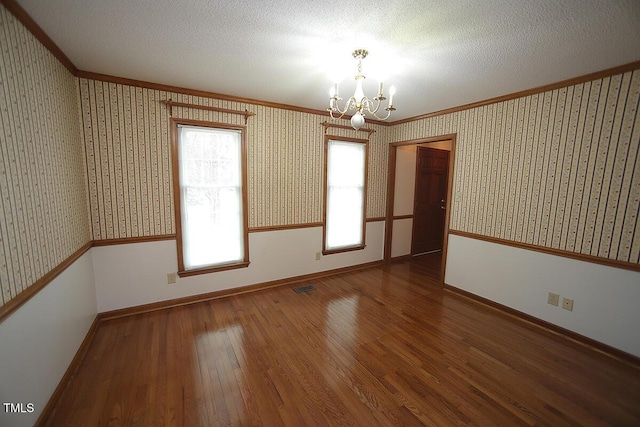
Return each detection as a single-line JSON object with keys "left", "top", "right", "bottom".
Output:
{"left": 327, "top": 49, "right": 396, "bottom": 130}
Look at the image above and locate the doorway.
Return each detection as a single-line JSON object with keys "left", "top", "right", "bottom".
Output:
{"left": 384, "top": 135, "right": 456, "bottom": 285}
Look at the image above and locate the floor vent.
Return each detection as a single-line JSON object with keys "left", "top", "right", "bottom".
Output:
{"left": 293, "top": 285, "right": 315, "bottom": 293}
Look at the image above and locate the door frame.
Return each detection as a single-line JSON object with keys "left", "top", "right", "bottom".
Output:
{"left": 384, "top": 134, "right": 457, "bottom": 286}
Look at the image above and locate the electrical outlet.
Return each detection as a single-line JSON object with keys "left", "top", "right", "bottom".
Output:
{"left": 167, "top": 273, "right": 177, "bottom": 284}
{"left": 547, "top": 292, "right": 560, "bottom": 306}
{"left": 562, "top": 297, "right": 574, "bottom": 311}
{"left": 315, "top": 252, "right": 321, "bottom": 261}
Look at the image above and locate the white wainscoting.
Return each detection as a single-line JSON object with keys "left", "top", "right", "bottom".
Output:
{"left": 0, "top": 250, "right": 97, "bottom": 427}
{"left": 93, "top": 222, "right": 385, "bottom": 313}
{"left": 445, "top": 233, "right": 640, "bottom": 357}
{"left": 391, "top": 218, "right": 413, "bottom": 258}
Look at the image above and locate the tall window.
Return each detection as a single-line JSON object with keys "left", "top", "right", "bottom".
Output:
{"left": 323, "top": 137, "right": 368, "bottom": 254}
{"left": 173, "top": 120, "right": 249, "bottom": 275}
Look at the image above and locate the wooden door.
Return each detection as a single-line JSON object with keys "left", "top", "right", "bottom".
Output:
{"left": 411, "top": 147, "right": 449, "bottom": 254}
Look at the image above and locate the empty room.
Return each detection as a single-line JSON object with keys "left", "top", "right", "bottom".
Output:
{"left": 1, "top": 0, "right": 639, "bottom": 425}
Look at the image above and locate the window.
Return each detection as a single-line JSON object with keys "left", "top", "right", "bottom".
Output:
{"left": 172, "top": 120, "right": 249, "bottom": 276}
{"left": 323, "top": 137, "right": 368, "bottom": 254}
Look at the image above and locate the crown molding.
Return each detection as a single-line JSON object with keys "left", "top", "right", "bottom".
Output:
{"left": 390, "top": 60, "right": 640, "bottom": 125}
{"left": 0, "top": 0, "right": 77, "bottom": 74}
{"left": 75, "top": 69, "right": 340, "bottom": 118}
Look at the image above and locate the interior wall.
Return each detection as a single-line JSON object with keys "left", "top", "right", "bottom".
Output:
{"left": 78, "top": 79, "right": 393, "bottom": 309}
{"left": 0, "top": 6, "right": 97, "bottom": 423}
{"left": 394, "top": 71, "right": 640, "bottom": 264}
{"left": 78, "top": 79, "right": 392, "bottom": 239}
{"left": 393, "top": 146, "right": 418, "bottom": 216}
{"left": 0, "top": 4, "right": 91, "bottom": 310}
{"left": 446, "top": 234, "right": 640, "bottom": 356}
{"left": 0, "top": 251, "right": 96, "bottom": 426}
{"left": 93, "top": 223, "right": 385, "bottom": 312}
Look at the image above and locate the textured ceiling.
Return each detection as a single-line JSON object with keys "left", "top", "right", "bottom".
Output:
{"left": 14, "top": 0, "right": 640, "bottom": 121}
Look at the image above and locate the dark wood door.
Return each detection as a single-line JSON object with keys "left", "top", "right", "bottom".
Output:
{"left": 411, "top": 147, "right": 449, "bottom": 254}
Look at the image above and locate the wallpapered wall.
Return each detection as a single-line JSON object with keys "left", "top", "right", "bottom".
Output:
{"left": 78, "top": 79, "right": 390, "bottom": 240}
{"left": 0, "top": 5, "right": 90, "bottom": 308}
{"left": 392, "top": 71, "right": 640, "bottom": 264}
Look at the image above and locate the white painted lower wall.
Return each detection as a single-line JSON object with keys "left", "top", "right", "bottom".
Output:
{"left": 391, "top": 218, "right": 413, "bottom": 258}
{"left": 0, "top": 250, "right": 97, "bottom": 427}
{"left": 445, "top": 234, "right": 640, "bottom": 357}
{"left": 93, "top": 222, "right": 385, "bottom": 313}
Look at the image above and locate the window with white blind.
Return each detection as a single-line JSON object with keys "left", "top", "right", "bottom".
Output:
{"left": 323, "top": 137, "right": 368, "bottom": 254}
{"left": 173, "top": 121, "right": 249, "bottom": 275}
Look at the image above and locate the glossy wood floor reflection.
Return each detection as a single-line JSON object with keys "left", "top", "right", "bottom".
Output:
{"left": 46, "top": 254, "right": 640, "bottom": 426}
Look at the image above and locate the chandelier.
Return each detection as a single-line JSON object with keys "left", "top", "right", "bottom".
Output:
{"left": 327, "top": 49, "right": 396, "bottom": 130}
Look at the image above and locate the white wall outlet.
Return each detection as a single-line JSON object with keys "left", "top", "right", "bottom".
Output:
{"left": 315, "top": 252, "right": 321, "bottom": 261}
{"left": 167, "top": 273, "right": 177, "bottom": 284}
{"left": 547, "top": 292, "right": 560, "bottom": 306}
{"left": 562, "top": 297, "right": 574, "bottom": 311}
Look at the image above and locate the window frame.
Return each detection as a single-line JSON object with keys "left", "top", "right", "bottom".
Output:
{"left": 171, "top": 118, "right": 250, "bottom": 277}
{"left": 322, "top": 135, "right": 369, "bottom": 255}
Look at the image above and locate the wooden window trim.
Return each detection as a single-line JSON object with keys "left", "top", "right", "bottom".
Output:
{"left": 177, "top": 261, "right": 250, "bottom": 278}
{"left": 322, "top": 244, "right": 367, "bottom": 256}
{"left": 322, "top": 135, "right": 369, "bottom": 254}
{"left": 171, "top": 118, "right": 250, "bottom": 277}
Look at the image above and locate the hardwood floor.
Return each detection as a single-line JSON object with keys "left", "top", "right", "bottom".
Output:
{"left": 46, "top": 254, "right": 640, "bottom": 426}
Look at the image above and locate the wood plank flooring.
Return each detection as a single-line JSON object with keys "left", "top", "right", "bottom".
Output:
{"left": 45, "top": 254, "right": 640, "bottom": 426}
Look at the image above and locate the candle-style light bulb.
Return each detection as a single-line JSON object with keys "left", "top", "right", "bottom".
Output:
{"left": 389, "top": 85, "right": 396, "bottom": 106}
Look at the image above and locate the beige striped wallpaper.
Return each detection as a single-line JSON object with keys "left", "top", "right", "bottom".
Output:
{"left": 78, "top": 80, "right": 390, "bottom": 239}
{"left": 0, "top": 5, "right": 91, "bottom": 308}
{"left": 64, "top": 69, "right": 640, "bottom": 264}
{"left": 393, "top": 71, "right": 640, "bottom": 264}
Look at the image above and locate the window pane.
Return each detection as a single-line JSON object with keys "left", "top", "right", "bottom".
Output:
{"left": 327, "top": 142, "right": 365, "bottom": 187}
{"left": 325, "top": 140, "right": 366, "bottom": 251}
{"left": 326, "top": 187, "right": 364, "bottom": 248}
{"left": 178, "top": 125, "right": 244, "bottom": 270}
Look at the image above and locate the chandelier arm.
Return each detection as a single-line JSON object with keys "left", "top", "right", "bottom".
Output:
{"left": 370, "top": 108, "right": 393, "bottom": 121}
{"left": 331, "top": 96, "right": 357, "bottom": 118}
{"left": 363, "top": 97, "right": 383, "bottom": 115}
{"left": 329, "top": 109, "right": 347, "bottom": 120}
